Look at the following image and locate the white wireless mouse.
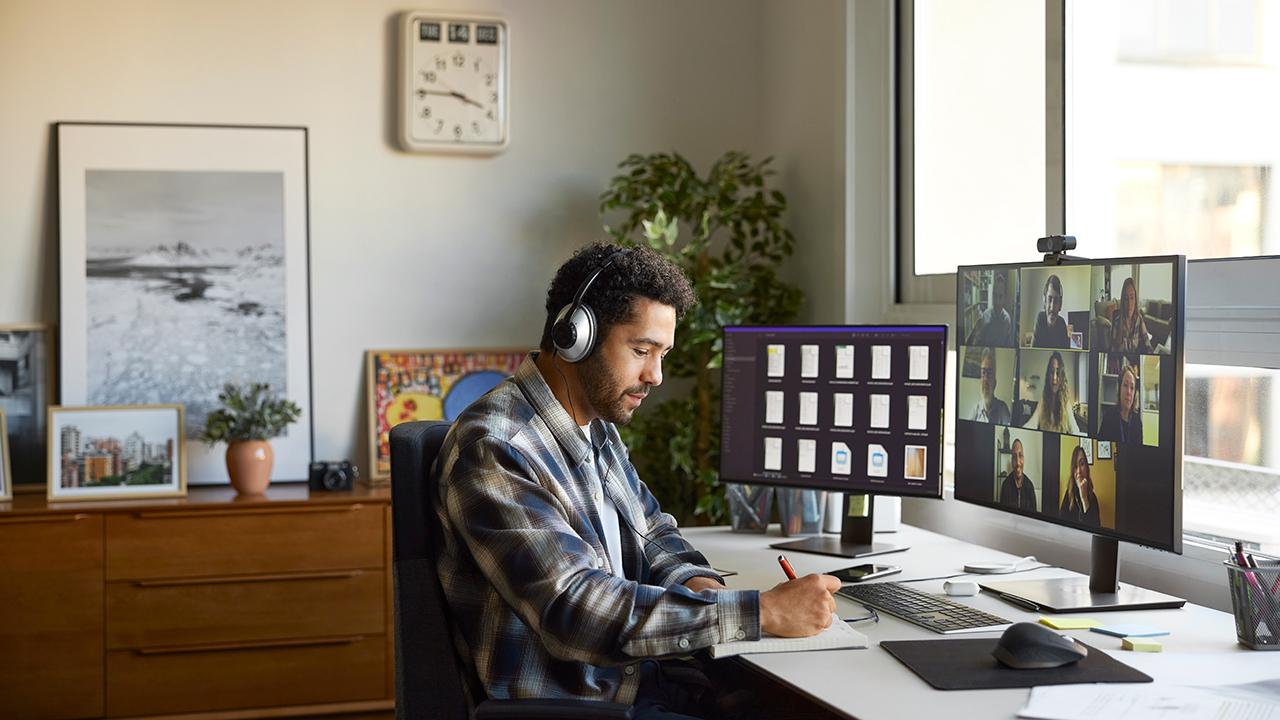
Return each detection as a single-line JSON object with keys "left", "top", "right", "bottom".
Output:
{"left": 943, "top": 580, "right": 979, "bottom": 597}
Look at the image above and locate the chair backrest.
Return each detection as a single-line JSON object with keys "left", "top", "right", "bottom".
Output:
{"left": 390, "top": 420, "right": 470, "bottom": 720}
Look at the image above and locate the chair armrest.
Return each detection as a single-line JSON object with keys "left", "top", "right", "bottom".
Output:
{"left": 475, "top": 698, "right": 635, "bottom": 720}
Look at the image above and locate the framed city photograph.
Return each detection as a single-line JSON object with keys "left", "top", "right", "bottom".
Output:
{"left": 366, "top": 348, "right": 526, "bottom": 479}
{"left": 56, "top": 123, "right": 313, "bottom": 486}
{"left": 48, "top": 404, "right": 185, "bottom": 501}
{"left": 0, "top": 323, "right": 55, "bottom": 489}
{"left": 0, "top": 410, "right": 12, "bottom": 501}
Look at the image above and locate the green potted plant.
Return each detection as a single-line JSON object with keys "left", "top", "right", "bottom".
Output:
{"left": 201, "top": 382, "right": 302, "bottom": 495}
{"left": 600, "top": 150, "right": 804, "bottom": 524}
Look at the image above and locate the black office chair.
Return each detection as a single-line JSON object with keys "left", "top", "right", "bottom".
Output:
{"left": 390, "top": 420, "right": 633, "bottom": 720}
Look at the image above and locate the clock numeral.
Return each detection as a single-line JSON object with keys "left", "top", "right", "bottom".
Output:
{"left": 434, "top": 120, "right": 444, "bottom": 135}
{"left": 424, "top": 70, "right": 437, "bottom": 83}
{"left": 474, "top": 58, "right": 482, "bottom": 72}
{"left": 485, "top": 109, "right": 494, "bottom": 121}
{"left": 490, "top": 91, "right": 498, "bottom": 103}
{"left": 485, "top": 73, "right": 494, "bottom": 87}
{"left": 453, "top": 124, "right": 463, "bottom": 138}
{"left": 471, "top": 121, "right": 481, "bottom": 134}
{"left": 435, "top": 57, "right": 447, "bottom": 70}
{"left": 420, "top": 106, "right": 432, "bottom": 119}
{"left": 452, "top": 52, "right": 465, "bottom": 67}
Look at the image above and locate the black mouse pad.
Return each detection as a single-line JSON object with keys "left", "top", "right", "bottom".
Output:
{"left": 879, "top": 638, "right": 1152, "bottom": 690}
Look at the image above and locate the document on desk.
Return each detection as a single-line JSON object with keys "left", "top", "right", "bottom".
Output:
{"left": 709, "top": 614, "right": 867, "bottom": 659}
{"left": 1018, "top": 683, "right": 1280, "bottom": 720}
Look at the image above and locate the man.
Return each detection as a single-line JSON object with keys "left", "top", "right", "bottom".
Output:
{"left": 1032, "top": 274, "right": 1070, "bottom": 349}
{"left": 433, "top": 242, "right": 839, "bottom": 718}
{"left": 970, "top": 347, "right": 1011, "bottom": 425}
{"left": 970, "top": 271, "right": 1014, "bottom": 347}
{"left": 998, "top": 438, "right": 1037, "bottom": 511}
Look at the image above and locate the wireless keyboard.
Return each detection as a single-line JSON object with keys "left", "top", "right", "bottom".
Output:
{"left": 837, "top": 581, "right": 1012, "bottom": 634}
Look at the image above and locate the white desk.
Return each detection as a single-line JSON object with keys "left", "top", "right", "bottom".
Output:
{"left": 685, "top": 524, "right": 1279, "bottom": 720}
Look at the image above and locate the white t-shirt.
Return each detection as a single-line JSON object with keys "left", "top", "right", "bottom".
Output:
{"left": 581, "top": 424, "right": 624, "bottom": 577}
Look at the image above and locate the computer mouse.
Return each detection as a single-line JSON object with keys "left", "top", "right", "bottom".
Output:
{"left": 992, "top": 622, "right": 1088, "bottom": 669}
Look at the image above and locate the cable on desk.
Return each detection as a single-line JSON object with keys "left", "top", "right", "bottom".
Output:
{"left": 894, "top": 563, "right": 1056, "bottom": 584}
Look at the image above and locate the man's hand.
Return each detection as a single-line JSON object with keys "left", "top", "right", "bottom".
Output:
{"left": 759, "top": 573, "right": 840, "bottom": 637}
{"left": 684, "top": 576, "right": 725, "bottom": 593}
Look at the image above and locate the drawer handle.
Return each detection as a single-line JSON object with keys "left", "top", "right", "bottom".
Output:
{"left": 133, "top": 504, "right": 364, "bottom": 520}
{"left": 135, "top": 635, "right": 365, "bottom": 656}
{"left": 133, "top": 570, "right": 365, "bottom": 588}
{"left": 0, "top": 513, "right": 91, "bottom": 525}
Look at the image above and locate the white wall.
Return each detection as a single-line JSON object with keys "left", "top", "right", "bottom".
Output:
{"left": 0, "top": 0, "right": 794, "bottom": 469}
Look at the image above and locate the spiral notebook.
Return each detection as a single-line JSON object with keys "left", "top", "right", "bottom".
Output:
{"left": 709, "top": 615, "right": 868, "bottom": 659}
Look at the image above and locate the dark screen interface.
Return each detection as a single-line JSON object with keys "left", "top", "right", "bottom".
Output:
{"left": 720, "top": 326, "right": 948, "bottom": 498}
{"left": 953, "top": 258, "right": 1182, "bottom": 551}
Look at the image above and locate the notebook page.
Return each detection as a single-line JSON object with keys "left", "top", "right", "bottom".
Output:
{"left": 709, "top": 615, "right": 868, "bottom": 659}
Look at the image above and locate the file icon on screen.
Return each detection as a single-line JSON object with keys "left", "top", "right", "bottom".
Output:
{"left": 871, "top": 345, "right": 892, "bottom": 379}
{"left": 909, "top": 345, "right": 930, "bottom": 380}
{"left": 767, "top": 344, "right": 786, "bottom": 377}
{"left": 764, "top": 437, "right": 783, "bottom": 471}
{"left": 831, "top": 441, "right": 852, "bottom": 475}
{"left": 801, "top": 344, "right": 820, "bottom": 378}
{"left": 833, "top": 392, "right": 854, "bottom": 427}
{"left": 799, "top": 392, "right": 819, "bottom": 426}
{"left": 907, "top": 395, "right": 928, "bottom": 431}
{"left": 867, "top": 444, "right": 888, "bottom": 477}
{"left": 835, "top": 344, "right": 854, "bottom": 379}
{"left": 798, "top": 439, "right": 817, "bottom": 473}
{"left": 870, "top": 394, "right": 890, "bottom": 429}
{"left": 765, "top": 390, "right": 785, "bottom": 424}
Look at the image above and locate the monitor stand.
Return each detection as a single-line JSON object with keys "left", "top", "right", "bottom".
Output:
{"left": 770, "top": 495, "right": 908, "bottom": 559}
{"left": 980, "top": 536, "right": 1186, "bottom": 613}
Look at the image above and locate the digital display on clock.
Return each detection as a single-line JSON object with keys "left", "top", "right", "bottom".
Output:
{"left": 448, "top": 23, "right": 470, "bottom": 43}
{"left": 419, "top": 22, "right": 441, "bottom": 41}
{"left": 476, "top": 25, "right": 499, "bottom": 44}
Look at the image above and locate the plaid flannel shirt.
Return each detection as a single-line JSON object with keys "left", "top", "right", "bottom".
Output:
{"left": 433, "top": 353, "right": 761, "bottom": 704}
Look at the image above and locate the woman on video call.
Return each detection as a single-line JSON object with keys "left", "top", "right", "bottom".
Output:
{"left": 1031, "top": 274, "right": 1070, "bottom": 349}
{"left": 1109, "top": 277, "right": 1152, "bottom": 353}
{"left": 1098, "top": 363, "right": 1144, "bottom": 444}
{"left": 1059, "top": 445, "right": 1101, "bottom": 526}
{"left": 1024, "top": 351, "right": 1081, "bottom": 434}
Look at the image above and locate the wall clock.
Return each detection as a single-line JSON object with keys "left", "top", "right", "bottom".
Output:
{"left": 398, "top": 11, "right": 508, "bottom": 153}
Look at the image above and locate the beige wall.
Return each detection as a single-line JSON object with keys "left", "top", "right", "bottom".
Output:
{"left": 0, "top": 0, "right": 849, "bottom": 472}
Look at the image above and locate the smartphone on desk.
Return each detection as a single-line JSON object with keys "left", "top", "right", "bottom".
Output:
{"left": 830, "top": 563, "right": 901, "bottom": 583}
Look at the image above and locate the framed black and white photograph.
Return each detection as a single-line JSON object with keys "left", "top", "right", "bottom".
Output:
{"left": 48, "top": 404, "right": 186, "bottom": 501}
{"left": 0, "top": 410, "right": 12, "bottom": 501}
{"left": 56, "top": 123, "right": 313, "bottom": 486}
{"left": 0, "top": 324, "right": 55, "bottom": 489}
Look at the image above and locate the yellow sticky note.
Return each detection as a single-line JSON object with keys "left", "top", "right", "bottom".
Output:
{"left": 1039, "top": 616, "right": 1101, "bottom": 630}
{"left": 1122, "top": 637, "right": 1163, "bottom": 652}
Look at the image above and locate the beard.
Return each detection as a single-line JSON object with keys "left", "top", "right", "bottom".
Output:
{"left": 578, "top": 355, "right": 648, "bottom": 425}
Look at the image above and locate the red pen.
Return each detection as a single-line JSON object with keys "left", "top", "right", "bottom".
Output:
{"left": 778, "top": 554, "right": 797, "bottom": 581}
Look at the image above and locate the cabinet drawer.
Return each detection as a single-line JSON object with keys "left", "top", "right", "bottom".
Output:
{"left": 0, "top": 513, "right": 104, "bottom": 720}
{"left": 107, "top": 568, "right": 385, "bottom": 648}
{"left": 106, "top": 634, "right": 386, "bottom": 717}
{"left": 106, "top": 502, "right": 384, "bottom": 580}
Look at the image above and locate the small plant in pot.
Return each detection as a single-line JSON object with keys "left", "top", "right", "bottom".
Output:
{"left": 202, "top": 383, "right": 301, "bottom": 495}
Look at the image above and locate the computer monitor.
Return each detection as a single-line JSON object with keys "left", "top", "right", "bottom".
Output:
{"left": 719, "top": 325, "right": 948, "bottom": 558}
{"left": 955, "top": 255, "right": 1187, "bottom": 612}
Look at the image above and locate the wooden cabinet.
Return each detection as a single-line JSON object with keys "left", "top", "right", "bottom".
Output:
{"left": 0, "top": 486, "right": 393, "bottom": 719}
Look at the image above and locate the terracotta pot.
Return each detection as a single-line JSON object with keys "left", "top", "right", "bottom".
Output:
{"left": 226, "top": 440, "right": 273, "bottom": 495}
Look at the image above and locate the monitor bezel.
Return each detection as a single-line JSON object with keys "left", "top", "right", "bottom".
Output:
{"left": 954, "top": 254, "right": 1186, "bottom": 555}
{"left": 718, "top": 323, "right": 949, "bottom": 500}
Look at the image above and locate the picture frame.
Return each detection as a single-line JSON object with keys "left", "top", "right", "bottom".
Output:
{"left": 1098, "top": 440, "right": 1112, "bottom": 460}
{"left": 0, "top": 323, "right": 56, "bottom": 490}
{"left": 55, "top": 122, "right": 313, "bottom": 486}
{"left": 366, "top": 348, "right": 527, "bottom": 479}
{"left": 48, "top": 404, "right": 186, "bottom": 502}
{"left": 0, "top": 410, "right": 12, "bottom": 502}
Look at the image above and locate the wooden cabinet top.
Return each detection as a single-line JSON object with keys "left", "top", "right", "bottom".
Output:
{"left": 0, "top": 483, "right": 390, "bottom": 517}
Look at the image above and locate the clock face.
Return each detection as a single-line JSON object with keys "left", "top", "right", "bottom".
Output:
{"left": 400, "top": 14, "right": 508, "bottom": 153}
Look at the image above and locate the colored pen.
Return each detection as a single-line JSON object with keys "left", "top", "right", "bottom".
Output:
{"left": 1235, "top": 542, "right": 1264, "bottom": 592}
{"left": 777, "top": 554, "right": 797, "bottom": 581}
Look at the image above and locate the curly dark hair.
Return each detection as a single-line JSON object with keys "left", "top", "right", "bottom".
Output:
{"left": 539, "top": 242, "right": 697, "bottom": 353}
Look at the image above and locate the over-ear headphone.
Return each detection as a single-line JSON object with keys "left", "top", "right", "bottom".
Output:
{"left": 552, "top": 249, "right": 628, "bottom": 363}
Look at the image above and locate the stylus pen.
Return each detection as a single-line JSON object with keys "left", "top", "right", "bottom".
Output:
{"left": 778, "top": 554, "right": 798, "bottom": 581}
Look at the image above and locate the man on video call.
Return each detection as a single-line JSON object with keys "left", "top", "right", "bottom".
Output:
{"left": 432, "top": 242, "right": 840, "bottom": 719}
{"left": 970, "top": 347, "right": 1011, "bottom": 425}
{"left": 998, "top": 438, "right": 1038, "bottom": 511}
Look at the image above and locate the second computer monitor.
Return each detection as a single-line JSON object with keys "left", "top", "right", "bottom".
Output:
{"left": 720, "top": 325, "right": 948, "bottom": 498}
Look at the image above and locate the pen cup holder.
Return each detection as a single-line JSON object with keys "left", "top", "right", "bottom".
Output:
{"left": 777, "top": 488, "right": 826, "bottom": 537}
{"left": 1225, "top": 560, "right": 1280, "bottom": 650}
{"left": 726, "top": 484, "right": 773, "bottom": 533}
